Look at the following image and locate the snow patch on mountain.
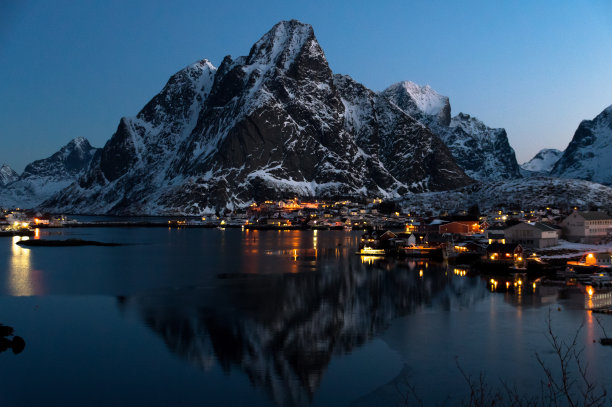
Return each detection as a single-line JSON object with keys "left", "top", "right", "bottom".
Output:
{"left": 520, "top": 148, "right": 563, "bottom": 176}
{"left": 380, "top": 81, "right": 451, "bottom": 127}
{"left": 398, "top": 81, "right": 448, "bottom": 117}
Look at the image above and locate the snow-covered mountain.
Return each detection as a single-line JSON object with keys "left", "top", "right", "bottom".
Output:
{"left": 0, "top": 164, "right": 19, "bottom": 186}
{"left": 520, "top": 148, "right": 563, "bottom": 176}
{"left": 380, "top": 81, "right": 522, "bottom": 181}
{"left": 43, "top": 20, "right": 473, "bottom": 215}
{"left": 0, "top": 137, "right": 98, "bottom": 209}
{"left": 550, "top": 105, "right": 612, "bottom": 185}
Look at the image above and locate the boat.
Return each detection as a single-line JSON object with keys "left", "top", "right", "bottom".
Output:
{"left": 357, "top": 246, "right": 386, "bottom": 255}
{"left": 567, "top": 252, "right": 612, "bottom": 273}
{"left": 400, "top": 245, "right": 441, "bottom": 258}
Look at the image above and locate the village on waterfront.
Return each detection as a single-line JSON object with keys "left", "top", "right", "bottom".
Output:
{"left": 4, "top": 198, "right": 612, "bottom": 313}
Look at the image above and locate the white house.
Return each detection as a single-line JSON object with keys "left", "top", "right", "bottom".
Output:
{"left": 504, "top": 222, "right": 558, "bottom": 248}
{"left": 560, "top": 211, "right": 612, "bottom": 243}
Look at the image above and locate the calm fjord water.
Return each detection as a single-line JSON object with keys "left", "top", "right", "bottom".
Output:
{"left": 0, "top": 227, "right": 610, "bottom": 406}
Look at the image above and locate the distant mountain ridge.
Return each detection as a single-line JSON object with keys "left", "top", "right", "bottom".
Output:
{"left": 0, "top": 137, "right": 98, "bottom": 209}
{"left": 520, "top": 148, "right": 563, "bottom": 176}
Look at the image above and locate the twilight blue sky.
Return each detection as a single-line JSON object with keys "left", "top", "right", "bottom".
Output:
{"left": 1, "top": 0, "right": 611, "bottom": 172}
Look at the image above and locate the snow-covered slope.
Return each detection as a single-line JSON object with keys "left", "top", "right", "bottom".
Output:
{"left": 401, "top": 177, "right": 612, "bottom": 214}
{"left": 551, "top": 105, "right": 612, "bottom": 185}
{"left": 0, "top": 164, "right": 19, "bottom": 186}
{"left": 43, "top": 20, "right": 472, "bottom": 215}
{"left": 520, "top": 148, "right": 563, "bottom": 176}
{"left": 0, "top": 138, "right": 98, "bottom": 209}
{"left": 380, "top": 83, "right": 521, "bottom": 181}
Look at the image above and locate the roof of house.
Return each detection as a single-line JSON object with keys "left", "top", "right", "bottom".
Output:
{"left": 532, "top": 222, "right": 558, "bottom": 232}
{"left": 505, "top": 221, "right": 557, "bottom": 232}
{"left": 578, "top": 211, "right": 612, "bottom": 221}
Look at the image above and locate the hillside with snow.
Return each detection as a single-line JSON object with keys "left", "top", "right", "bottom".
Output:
{"left": 401, "top": 177, "right": 612, "bottom": 214}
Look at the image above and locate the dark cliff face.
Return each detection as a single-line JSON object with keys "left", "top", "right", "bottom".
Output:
{"left": 551, "top": 105, "right": 612, "bottom": 185}
{"left": 43, "top": 20, "right": 473, "bottom": 215}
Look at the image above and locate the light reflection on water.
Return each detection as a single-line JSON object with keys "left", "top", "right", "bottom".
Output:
{"left": 8, "top": 236, "right": 39, "bottom": 296}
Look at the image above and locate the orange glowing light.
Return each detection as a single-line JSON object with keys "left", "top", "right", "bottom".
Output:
{"left": 587, "top": 286, "right": 594, "bottom": 297}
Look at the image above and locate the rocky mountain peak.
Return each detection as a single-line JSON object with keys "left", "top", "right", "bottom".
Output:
{"left": 42, "top": 20, "right": 474, "bottom": 215}
{"left": 379, "top": 80, "right": 521, "bottom": 181}
{"left": 245, "top": 20, "right": 317, "bottom": 71}
{"left": 450, "top": 113, "right": 492, "bottom": 139}
{"left": 0, "top": 164, "right": 19, "bottom": 186}
{"left": 551, "top": 104, "right": 612, "bottom": 184}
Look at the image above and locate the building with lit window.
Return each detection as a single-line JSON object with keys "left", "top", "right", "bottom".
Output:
{"left": 486, "top": 243, "right": 523, "bottom": 262}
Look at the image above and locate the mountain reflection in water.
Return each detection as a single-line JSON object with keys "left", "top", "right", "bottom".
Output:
{"left": 119, "top": 258, "right": 487, "bottom": 406}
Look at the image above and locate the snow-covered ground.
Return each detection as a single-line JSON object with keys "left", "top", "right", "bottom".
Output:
{"left": 536, "top": 239, "right": 612, "bottom": 259}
